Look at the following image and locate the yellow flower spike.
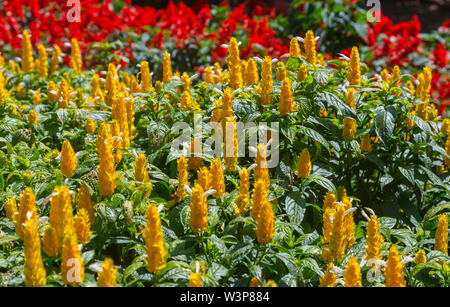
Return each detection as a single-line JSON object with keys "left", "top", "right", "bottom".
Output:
{"left": 246, "top": 58, "right": 259, "bottom": 86}
{"left": 50, "top": 45, "right": 61, "bottom": 76}
{"left": 276, "top": 62, "right": 286, "bottom": 82}
{"left": 213, "top": 62, "right": 223, "bottom": 84}
{"left": 21, "top": 30, "right": 33, "bottom": 73}
{"left": 414, "top": 249, "right": 426, "bottom": 264}
{"left": 5, "top": 198, "right": 18, "bottom": 223}
{"left": 188, "top": 272, "right": 202, "bottom": 287}
{"left": 134, "top": 153, "right": 150, "bottom": 183}
{"left": 222, "top": 87, "right": 234, "bottom": 119}
{"left": 256, "top": 201, "right": 275, "bottom": 244}
{"left": 240, "top": 60, "right": 248, "bottom": 86}
{"left": 228, "top": 37, "right": 243, "bottom": 89}
{"left": 255, "top": 143, "right": 270, "bottom": 188}
{"left": 343, "top": 117, "right": 356, "bottom": 140}
{"left": 181, "top": 72, "right": 191, "bottom": 91}
{"left": 249, "top": 277, "right": 261, "bottom": 287}
{"left": 96, "top": 123, "right": 116, "bottom": 197}
{"left": 189, "top": 183, "right": 208, "bottom": 232}
{"left": 70, "top": 38, "right": 82, "bottom": 73}
{"left": 321, "top": 208, "right": 334, "bottom": 263}
{"left": 380, "top": 69, "right": 391, "bottom": 84}
{"left": 204, "top": 66, "right": 214, "bottom": 84}
{"left": 97, "top": 258, "right": 117, "bottom": 287}
{"left": 180, "top": 90, "right": 200, "bottom": 112}
{"left": 233, "top": 167, "right": 250, "bottom": 216}
{"left": 125, "top": 95, "right": 136, "bottom": 141}
{"left": 365, "top": 215, "right": 383, "bottom": 262}
{"left": 197, "top": 167, "right": 211, "bottom": 192}
{"left": 91, "top": 73, "right": 101, "bottom": 98}
{"left": 323, "top": 191, "right": 337, "bottom": 213}
{"left": 406, "top": 80, "right": 415, "bottom": 96}
{"left": 320, "top": 263, "right": 337, "bottom": 287}
{"left": 23, "top": 218, "right": 46, "bottom": 287}
{"left": 85, "top": 117, "right": 96, "bottom": 135}
{"left": 296, "top": 148, "right": 311, "bottom": 178}
{"left": 435, "top": 213, "right": 448, "bottom": 255}
{"left": 279, "top": 77, "right": 295, "bottom": 116}
{"left": 16, "top": 187, "right": 37, "bottom": 239}
{"left": 110, "top": 120, "right": 122, "bottom": 152}
{"left": 342, "top": 197, "right": 355, "bottom": 249}
{"left": 74, "top": 208, "right": 92, "bottom": 245}
{"left": 260, "top": 56, "right": 273, "bottom": 105}
{"left": 32, "top": 91, "right": 40, "bottom": 105}
{"left": 265, "top": 280, "right": 277, "bottom": 287}
{"left": 296, "top": 64, "right": 308, "bottom": 82}
{"left": 360, "top": 134, "right": 373, "bottom": 152}
{"left": 348, "top": 46, "right": 361, "bottom": 86}
{"left": 250, "top": 179, "right": 268, "bottom": 222}
{"left": 42, "top": 225, "right": 59, "bottom": 257}
{"left": 329, "top": 205, "right": 346, "bottom": 263}
{"left": 345, "top": 88, "right": 356, "bottom": 110}
{"left": 344, "top": 256, "right": 362, "bottom": 287}
{"left": 143, "top": 204, "right": 167, "bottom": 273}
{"left": 317, "top": 53, "right": 325, "bottom": 66}
{"left": 61, "top": 233, "right": 84, "bottom": 286}
{"left": 289, "top": 37, "right": 301, "bottom": 57}
{"left": 47, "top": 81, "right": 57, "bottom": 103}
{"left": 441, "top": 118, "right": 450, "bottom": 135}
{"left": 56, "top": 186, "right": 75, "bottom": 251}
{"left": 140, "top": 61, "right": 153, "bottom": 91}
{"left": 77, "top": 184, "right": 95, "bottom": 226}
{"left": 423, "top": 67, "right": 432, "bottom": 100}
{"left": 445, "top": 138, "right": 450, "bottom": 168}
{"left": 223, "top": 117, "right": 238, "bottom": 172}
{"left": 176, "top": 155, "right": 189, "bottom": 203}
{"left": 210, "top": 158, "right": 225, "bottom": 198}
{"left": 57, "top": 79, "right": 70, "bottom": 108}
{"left": 385, "top": 245, "right": 406, "bottom": 287}
{"left": 60, "top": 140, "right": 77, "bottom": 178}
{"left": 37, "top": 44, "right": 48, "bottom": 78}
{"left": 391, "top": 65, "right": 401, "bottom": 86}
{"left": 304, "top": 30, "right": 316, "bottom": 66}
{"left": 28, "top": 110, "right": 38, "bottom": 125}
{"left": 163, "top": 51, "right": 173, "bottom": 83}
{"left": 189, "top": 139, "right": 203, "bottom": 171}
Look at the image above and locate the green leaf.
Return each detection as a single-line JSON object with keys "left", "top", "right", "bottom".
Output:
{"left": 308, "top": 175, "right": 337, "bottom": 195}
{"left": 423, "top": 204, "right": 450, "bottom": 224}
{"left": 375, "top": 108, "right": 395, "bottom": 146}
{"left": 297, "top": 126, "right": 329, "bottom": 151}
{"left": 283, "top": 194, "right": 306, "bottom": 225}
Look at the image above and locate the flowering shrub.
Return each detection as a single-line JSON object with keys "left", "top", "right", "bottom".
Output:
{"left": 0, "top": 2, "right": 449, "bottom": 288}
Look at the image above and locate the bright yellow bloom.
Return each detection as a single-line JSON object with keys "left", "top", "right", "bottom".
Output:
{"left": 57, "top": 79, "right": 70, "bottom": 108}
{"left": 246, "top": 58, "right": 259, "bottom": 85}
{"left": 381, "top": 69, "right": 391, "bottom": 84}
{"left": 360, "top": 134, "right": 373, "bottom": 152}
{"left": 180, "top": 90, "right": 200, "bottom": 112}
{"left": 222, "top": 87, "right": 234, "bottom": 119}
{"left": 111, "top": 95, "right": 130, "bottom": 148}
{"left": 435, "top": 213, "right": 448, "bottom": 255}
{"left": 304, "top": 30, "right": 316, "bottom": 66}
{"left": 279, "top": 77, "right": 295, "bottom": 116}
{"left": 140, "top": 61, "right": 153, "bottom": 91}
{"left": 21, "top": 30, "right": 33, "bottom": 73}
{"left": 323, "top": 191, "right": 336, "bottom": 213}
{"left": 163, "top": 51, "right": 173, "bottom": 83}
{"left": 74, "top": 208, "right": 91, "bottom": 245}
{"left": 125, "top": 95, "right": 136, "bottom": 141}
{"left": 56, "top": 186, "right": 75, "bottom": 252}
{"left": 47, "top": 81, "right": 57, "bottom": 103}
{"left": 86, "top": 117, "right": 96, "bottom": 135}
{"left": 213, "top": 62, "right": 223, "bottom": 84}
{"left": 16, "top": 187, "right": 37, "bottom": 239}
{"left": 181, "top": 72, "right": 191, "bottom": 91}
{"left": 32, "top": 91, "right": 40, "bottom": 105}
{"left": 97, "top": 258, "right": 117, "bottom": 287}
{"left": 50, "top": 45, "right": 61, "bottom": 75}
{"left": 289, "top": 38, "right": 301, "bottom": 57}
{"left": 42, "top": 225, "right": 58, "bottom": 257}
{"left": 251, "top": 179, "right": 268, "bottom": 222}
{"left": 322, "top": 208, "right": 334, "bottom": 263}
{"left": 189, "top": 139, "right": 202, "bottom": 170}
{"left": 406, "top": 80, "right": 415, "bottom": 96}
{"left": 317, "top": 53, "right": 325, "bottom": 66}
{"left": 365, "top": 215, "right": 383, "bottom": 262}
{"left": 70, "top": 38, "right": 82, "bottom": 73}
{"left": 276, "top": 62, "right": 286, "bottom": 81}
{"left": 189, "top": 183, "right": 208, "bottom": 232}
{"left": 256, "top": 201, "right": 274, "bottom": 244}
{"left": 188, "top": 272, "right": 202, "bottom": 287}
{"left": 28, "top": 110, "right": 38, "bottom": 125}
{"left": 384, "top": 245, "right": 406, "bottom": 287}
{"left": 233, "top": 167, "right": 250, "bottom": 216}
{"left": 197, "top": 167, "right": 211, "bottom": 192}
{"left": 296, "top": 148, "right": 311, "bottom": 178}
{"left": 105, "top": 64, "right": 118, "bottom": 107}
{"left": 342, "top": 197, "right": 355, "bottom": 249}
{"left": 204, "top": 66, "right": 214, "bottom": 84}
{"left": 60, "top": 140, "right": 77, "bottom": 177}
{"left": 348, "top": 46, "right": 361, "bottom": 86}
{"left": 343, "top": 117, "right": 356, "bottom": 140}
{"left": 255, "top": 143, "right": 270, "bottom": 188}
{"left": 415, "top": 249, "right": 426, "bottom": 264}
{"left": 37, "top": 44, "right": 48, "bottom": 78}
{"left": 61, "top": 233, "right": 84, "bottom": 286}
{"left": 135, "top": 153, "right": 149, "bottom": 183}
{"left": 143, "top": 204, "right": 167, "bottom": 272}
{"left": 344, "top": 256, "right": 361, "bottom": 287}
{"left": 176, "top": 155, "right": 189, "bottom": 202}
{"left": 97, "top": 123, "right": 116, "bottom": 197}
{"left": 23, "top": 218, "right": 46, "bottom": 287}
{"left": 320, "top": 263, "right": 337, "bottom": 287}
{"left": 297, "top": 64, "right": 308, "bottom": 82}
{"left": 445, "top": 138, "right": 450, "bottom": 168}
{"left": 223, "top": 117, "right": 238, "bottom": 172}
{"left": 261, "top": 56, "right": 273, "bottom": 105}
{"left": 346, "top": 88, "right": 356, "bottom": 110}
{"left": 265, "top": 280, "right": 277, "bottom": 287}
{"left": 228, "top": 37, "right": 243, "bottom": 89}
{"left": 391, "top": 65, "right": 401, "bottom": 86}
{"left": 210, "top": 158, "right": 225, "bottom": 198}
{"left": 249, "top": 277, "right": 261, "bottom": 287}
{"left": 240, "top": 60, "right": 248, "bottom": 86}
{"left": 5, "top": 197, "right": 18, "bottom": 223}
{"left": 329, "top": 205, "right": 346, "bottom": 263}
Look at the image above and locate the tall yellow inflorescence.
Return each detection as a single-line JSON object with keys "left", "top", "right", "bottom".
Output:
{"left": 415, "top": 249, "right": 426, "bottom": 264}
{"left": 228, "top": 37, "right": 243, "bottom": 89}
{"left": 360, "top": 134, "right": 373, "bottom": 152}
{"left": 435, "top": 213, "right": 448, "bottom": 255}
{"left": 163, "top": 51, "right": 173, "bottom": 83}
{"left": 321, "top": 208, "right": 334, "bottom": 263}
{"left": 42, "top": 225, "right": 58, "bottom": 257}
{"left": 344, "top": 256, "right": 362, "bottom": 287}
{"left": 246, "top": 58, "right": 259, "bottom": 85}
{"left": 210, "top": 158, "right": 225, "bottom": 198}
{"left": 23, "top": 218, "right": 46, "bottom": 287}
{"left": 255, "top": 143, "right": 270, "bottom": 188}
{"left": 50, "top": 45, "right": 61, "bottom": 75}
{"left": 320, "top": 263, "right": 337, "bottom": 287}
{"left": 222, "top": 87, "right": 234, "bottom": 119}
{"left": 111, "top": 95, "right": 130, "bottom": 148}
{"left": 329, "top": 205, "right": 346, "bottom": 263}
{"left": 16, "top": 187, "right": 37, "bottom": 239}
{"left": 86, "top": 117, "right": 96, "bottom": 135}
{"left": 140, "top": 61, "right": 153, "bottom": 91}
{"left": 279, "top": 77, "right": 295, "bottom": 116}
{"left": 233, "top": 167, "right": 250, "bottom": 216}
{"left": 181, "top": 72, "right": 191, "bottom": 91}
{"left": 97, "top": 123, "right": 116, "bottom": 197}
{"left": 21, "top": 30, "right": 33, "bottom": 73}
{"left": 348, "top": 46, "right": 361, "bottom": 86}
{"left": 343, "top": 117, "right": 356, "bottom": 140}
{"left": 342, "top": 197, "right": 355, "bottom": 249}
{"left": 189, "top": 183, "right": 208, "bottom": 232}
{"left": 296, "top": 148, "right": 311, "bottom": 178}
{"left": 197, "top": 167, "right": 211, "bottom": 192}
{"left": 214, "top": 62, "right": 224, "bottom": 84}
{"left": 276, "top": 62, "right": 286, "bottom": 81}
{"left": 77, "top": 184, "right": 94, "bottom": 225}
{"left": 56, "top": 186, "right": 75, "bottom": 252}
{"left": 445, "top": 138, "right": 450, "bottom": 168}
{"left": 323, "top": 191, "right": 336, "bottom": 213}
{"left": 135, "top": 153, "right": 152, "bottom": 198}
{"left": 240, "top": 60, "right": 248, "bottom": 86}
{"left": 289, "top": 37, "right": 301, "bottom": 58}
{"left": 143, "top": 203, "right": 167, "bottom": 273}
{"left": 74, "top": 208, "right": 91, "bottom": 245}
{"left": 304, "top": 30, "right": 316, "bottom": 66}
{"left": 256, "top": 201, "right": 275, "bottom": 244}
{"left": 105, "top": 63, "right": 118, "bottom": 107}
{"left": 251, "top": 179, "right": 268, "bottom": 222}
{"left": 28, "top": 110, "right": 38, "bottom": 125}
{"left": 189, "top": 139, "right": 202, "bottom": 171}
{"left": 365, "top": 215, "right": 384, "bottom": 262}
{"left": 97, "top": 258, "right": 117, "bottom": 287}
{"left": 204, "top": 66, "right": 214, "bottom": 84}
{"left": 176, "top": 155, "right": 189, "bottom": 203}
{"left": 223, "top": 117, "right": 238, "bottom": 172}
{"left": 5, "top": 198, "right": 18, "bottom": 223}
{"left": 188, "top": 272, "right": 202, "bottom": 287}
{"left": 37, "top": 44, "right": 48, "bottom": 78}
{"left": 60, "top": 140, "right": 77, "bottom": 178}
{"left": 260, "top": 56, "right": 273, "bottom": 105}
{"left": 61, "top": 233, "right": 84, "bottom": 286}
{"left": 57, "top": 79, "right": 69, "bottom": 108}
{"left": 384, "top": 245, "right": 406, "bottom": 287}
{"left": 297, "top": 64, "right": 308, "bottom": 82}
{"left": 70, "top": 38, "right": 82, "bottom": 73}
